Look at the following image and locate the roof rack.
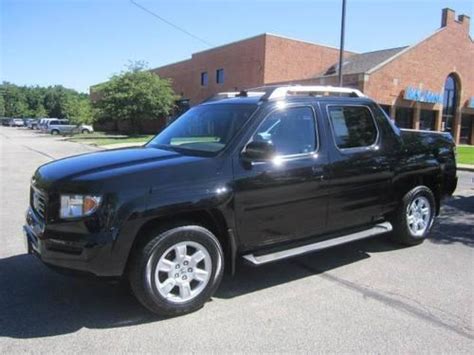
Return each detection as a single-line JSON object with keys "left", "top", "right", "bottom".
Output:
{"left": 206, "top": 85, "right": 366, "bottom": 103}
{"left": 262, "top": 85, "right": 366, "bottom": 100}
{"left": 204, "top": 90, "right": 266, "bottom": 102}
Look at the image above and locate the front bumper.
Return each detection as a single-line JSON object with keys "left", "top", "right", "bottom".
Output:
{"left": 23, "top": 207, "right": 123, "bottom": 277}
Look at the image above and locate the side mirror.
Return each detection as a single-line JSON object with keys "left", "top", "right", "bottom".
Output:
{"left": 242, "top": 140, "right": 276, "bottom": 161}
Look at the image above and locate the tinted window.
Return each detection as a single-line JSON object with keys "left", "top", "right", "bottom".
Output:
{"left": 252, "top": 107, "right": 316, "bottom": 156}
{"left": 147, "top": 104, "right": 256, "bottom": 155}
{"left": 328, "top": 106, "right": 377, "bottom": 149}
{"left": 201, "top": 72, "right": 208, "bottom": 86}
{"left": 216, "top": 69, "right": 224, "bottom": 84}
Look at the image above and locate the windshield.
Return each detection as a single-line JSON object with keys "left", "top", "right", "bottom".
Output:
{"left": 147, "top": 103, "right": 257, "bottom": 155}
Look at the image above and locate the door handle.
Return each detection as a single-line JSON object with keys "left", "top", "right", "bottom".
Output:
{"left": 312, "top": 166, "right": 325, "bottom": 181}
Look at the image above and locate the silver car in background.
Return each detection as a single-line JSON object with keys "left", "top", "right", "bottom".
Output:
{"left": 38, "top": 118, "right": 56, "bottom": 131}
{"left": 45, "top": 119, "right": 94, "bottom": 135}
{"left": 9, "top": 118, "right": 25, "bottom": 127}
{"left": 26, "top": 119, "right": 39, "bottom": 129}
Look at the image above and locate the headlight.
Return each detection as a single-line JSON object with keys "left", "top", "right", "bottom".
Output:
{"left": 60, "top": 195, "right": 102, "bottom": 219}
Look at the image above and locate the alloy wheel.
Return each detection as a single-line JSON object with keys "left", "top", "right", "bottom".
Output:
{"left": 406, "top": 196, "right": 431, "bottom": 237}
{"left": 151, "top": 241, "right": 212, "bottom": 303}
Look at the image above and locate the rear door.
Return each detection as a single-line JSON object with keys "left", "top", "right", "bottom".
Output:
{"left": 233, "top": 104, "right": 330, "bottom": 250}
{"left": 322, "top": 103, "right": 391, "bottom": 232}
{"left": 48, "top": 120, "right": 59, "bottom": 131}
{"left": 61, "top": 120, "right": 75, "bottom": 133}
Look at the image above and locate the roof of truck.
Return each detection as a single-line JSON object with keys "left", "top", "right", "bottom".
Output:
{"left": 202, "top": 95, "right": 375, "bottom": 106}
{"left": 202, "top": 85, "right": 372, "bottom": 106}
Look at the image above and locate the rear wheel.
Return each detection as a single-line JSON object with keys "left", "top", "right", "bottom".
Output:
{"left": 51, "top": 129, "right": 59, "bottom": 135}
{"left": 390, "top": 185, "right": 435, "bottom": 245}
{"left": 81, "top": 129, "right": 89, "bottom": 134}
{"left": 128, "top": 225, "right": 224, "bottom": 316}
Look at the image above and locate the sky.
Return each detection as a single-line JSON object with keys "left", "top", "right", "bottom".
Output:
{"left": 1, "top": 0, "right": 473, "bottom": 93}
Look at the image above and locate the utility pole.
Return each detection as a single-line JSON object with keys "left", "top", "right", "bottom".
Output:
{"left": 338, "top": 0, "right": 347, "bottom": 87}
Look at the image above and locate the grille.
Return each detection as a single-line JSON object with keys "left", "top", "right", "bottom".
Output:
{"left": 32, "top": 187, "right": 47, "bottom": 219}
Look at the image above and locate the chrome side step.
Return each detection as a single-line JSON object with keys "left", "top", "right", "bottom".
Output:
{"left": 243, "top": 222, "right": 393, "bottom": 265}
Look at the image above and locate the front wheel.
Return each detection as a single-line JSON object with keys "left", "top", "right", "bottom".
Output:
{"left": 390, "top": 185, "right": 436, "bottom": 245}
{"left": 81, "top": 129, "right": 90, "bottom": 134}
{"left": 128, "top": 225, "right": 224, "bottom": 316}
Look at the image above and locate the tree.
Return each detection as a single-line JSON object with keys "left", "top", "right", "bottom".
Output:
{"left": 93, "top": 62, "right": 176, "bottom": 133}
{"left": 1, "top": 83, "right": 29, "bottom": 117}
{"left": 64, "top": 95, "right": 93, "bottom": 124}
{"left": 25, "top": 86, "right": 47, "bottom": 118}
{"left": 0, "top": 94, "right": 5, "bottom": 117}
{"left": 0, "top": 82, "right": 93, "bottom": 121}
{"left": 43, "top": 85, "right": 74, "bottom": 118}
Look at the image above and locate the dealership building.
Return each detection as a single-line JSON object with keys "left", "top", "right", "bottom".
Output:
{"left": 97, "top": 8, "right": 474, "bottom": 144}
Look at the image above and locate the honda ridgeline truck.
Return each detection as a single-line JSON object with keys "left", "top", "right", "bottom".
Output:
{"left": 24, "top": 86, "right": 457, "bottom": 316}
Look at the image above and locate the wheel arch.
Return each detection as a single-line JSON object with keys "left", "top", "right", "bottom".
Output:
{"left": 395, "top": 172, "right": 442, "bottom": 215}
{"left": 125, "top": 208, "right": 235, "bottom": 276}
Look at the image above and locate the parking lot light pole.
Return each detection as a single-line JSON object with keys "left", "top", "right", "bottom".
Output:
{"left": 338, "top": 0, "right": 347, "bottom": 87}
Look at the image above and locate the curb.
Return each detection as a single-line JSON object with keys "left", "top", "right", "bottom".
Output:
{"left": 457, "top": 164, "right": 474, "bottom": 172}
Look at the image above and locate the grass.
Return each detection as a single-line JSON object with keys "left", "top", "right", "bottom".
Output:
{"left": 67, "top": 132, "right": 154, "bottom": 146}
{"left": 457, "top": 146, "right": 474, "bottom": 165}
{"left": 69, "top": 134, "right": 221, "bottom": 147}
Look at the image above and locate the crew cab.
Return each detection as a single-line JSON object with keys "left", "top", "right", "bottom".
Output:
{"left": 23, "top": 86, "right": 457, "bottom": 316}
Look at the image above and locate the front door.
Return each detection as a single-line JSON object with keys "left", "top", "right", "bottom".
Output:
{"left": 233, "top": 105, "right": 329, "bottom": 250}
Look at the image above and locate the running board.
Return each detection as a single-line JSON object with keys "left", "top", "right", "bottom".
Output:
{"left": 243, "top": 222, "right": 393, "bottom": 265}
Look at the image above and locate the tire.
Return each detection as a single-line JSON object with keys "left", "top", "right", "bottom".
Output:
{"left": 390, "top": 185, "right": 436, "bottom": 245}
{"left": 81, "top": 129, "right": 89, "bottom": 134}
{"left": 51, "top": 129, "right": 59, "bottom": 135}
{"left": 128, "top": 224, "right": 224, "bottom": 316}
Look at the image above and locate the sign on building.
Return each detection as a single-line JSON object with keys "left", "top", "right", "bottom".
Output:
{"left": 404, "top": 87, "right": 443, "bottom": 104}
{"left": 468, "top": 97, "right": 474, "bottom": 108}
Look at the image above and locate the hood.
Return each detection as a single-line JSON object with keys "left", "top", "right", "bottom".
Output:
{"left": 34, "top": 147, "right": 194, "bottom": 184}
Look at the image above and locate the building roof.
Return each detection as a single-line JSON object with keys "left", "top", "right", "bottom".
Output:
{"left": 322, "top": 46, "right": 408, "bottom": 76}
{"left": 153, "top": 33, "right": 358, "bottom": 72}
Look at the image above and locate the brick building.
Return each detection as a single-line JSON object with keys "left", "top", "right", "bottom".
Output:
{"left": 92, "top": 8, "right": 473, "bottom": 144}
{"left": 295, "top": 8, "right": 474, "bottom": 145}
{"left": 152, "top": 33, "right": 356, "bottom": 105}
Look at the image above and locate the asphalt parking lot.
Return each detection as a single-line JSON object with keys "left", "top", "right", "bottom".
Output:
{"left": 0, "top": 126, "right": 473, "bottom": 352}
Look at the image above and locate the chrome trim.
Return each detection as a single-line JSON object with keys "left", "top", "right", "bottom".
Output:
{"left": 267, "top": 85, "right": 366, "bottom": 100}
{"left": 31, "top": 186, "right": 47, "bottom": 219}
{"left": 243, "top": 222, "right": 393, "bottom": 265}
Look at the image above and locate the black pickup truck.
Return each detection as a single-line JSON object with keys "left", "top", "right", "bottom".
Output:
{"left": 24, "top": 86, "right": 457, "bottom": 316}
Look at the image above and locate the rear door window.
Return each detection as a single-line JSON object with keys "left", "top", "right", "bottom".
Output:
{"left": 328, "top": 106, "right": 378, "bottom": 149}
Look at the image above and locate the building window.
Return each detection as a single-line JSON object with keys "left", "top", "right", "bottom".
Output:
{"left": 216, "top": 69, "right": 224, "bottom": 84}
{"left": 420, "top": 110, "right": 436, "bottom": 131}
{"left": 442, "top": 74, "right": 459, "bottom": 133}
{"left": 201, "top": 72, "right": 208, "bottom": 86}
{"left": 460, "top": 115, "right": 473, "bottom": 145}
{"left": 395, "top": 107, "right": 414, "bottom": 129}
